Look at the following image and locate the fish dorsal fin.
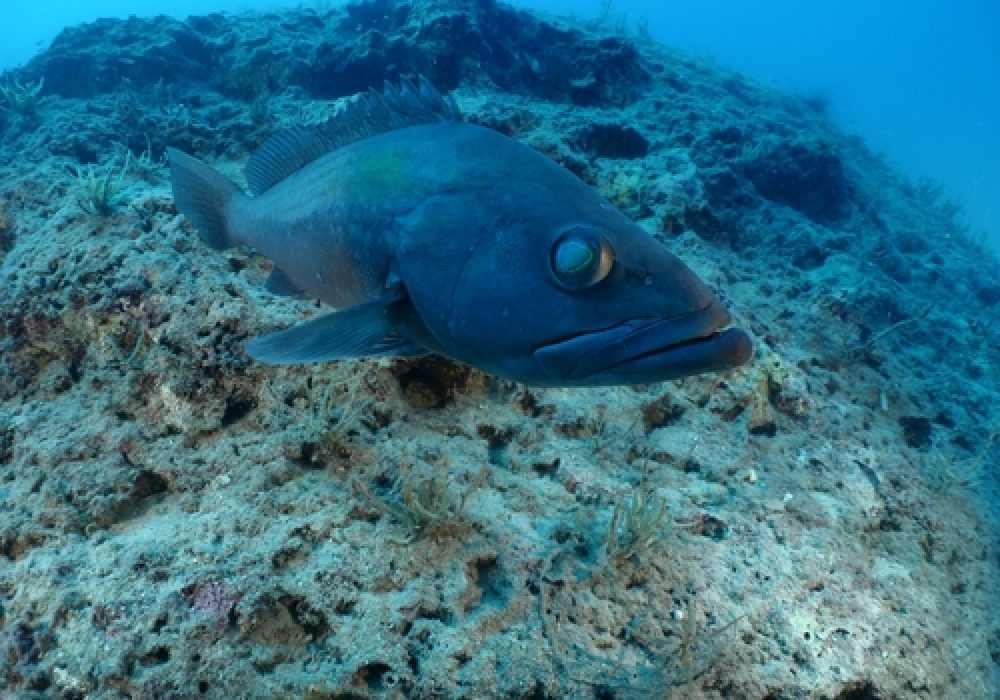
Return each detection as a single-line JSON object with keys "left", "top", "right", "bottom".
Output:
{"left": 245, "top": 75, "right": 461, "bottom": 196}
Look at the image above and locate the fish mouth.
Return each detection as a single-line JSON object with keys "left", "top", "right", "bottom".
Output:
{"left": 533, "top": 300, "right": 752, "bottom": 385}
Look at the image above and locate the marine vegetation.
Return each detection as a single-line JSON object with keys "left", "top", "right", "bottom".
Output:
{"left": 604, "top": 486, "right": 669, "bottom": 564}
{"left": 0, "top": 77, "right": 44, "bottom": 118}
{"left": 73, "top": 155, "right": 130, "bottom": 216}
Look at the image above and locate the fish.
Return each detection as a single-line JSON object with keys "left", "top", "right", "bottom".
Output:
{"left": 168, "top": 76, "right": 752, "bottom": 387}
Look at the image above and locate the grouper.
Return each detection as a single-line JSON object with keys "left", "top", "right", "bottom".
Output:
{"left": 168, "top": 77, "right": 752, "bottom": 386}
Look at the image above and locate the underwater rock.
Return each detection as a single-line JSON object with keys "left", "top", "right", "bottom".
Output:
{"left": 0, "top": 0, "right": 997, "bottom": 698}
{"left": 25, "top": 0, "right": 651, "bottom": 107}
{"left": 899, "top": 414, "right": 933, "bottom": 449}
{"left": 743, "top": 136, "right": 851, "bottom": 224}
{"left": 571, "top": 121, "right": 650, "bottom": 159}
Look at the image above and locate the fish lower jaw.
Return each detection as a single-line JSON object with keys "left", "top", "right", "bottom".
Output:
{"left": 533, "top": 302, "right": 753, "bottom": 385}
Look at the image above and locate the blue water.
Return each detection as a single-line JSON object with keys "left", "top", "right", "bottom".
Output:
{"left": 4, "top": 0, "right": 997, "bottom": 251}
{"left": 521, "top": 0, "right": 1000, "bottom": 251}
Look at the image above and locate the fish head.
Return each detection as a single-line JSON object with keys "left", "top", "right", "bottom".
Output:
{"left": 400, "top": 194, "right": 752, "bottom": 386}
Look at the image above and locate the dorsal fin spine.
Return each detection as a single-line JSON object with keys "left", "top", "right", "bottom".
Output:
{"left": 245, "top": 76, "right": 461, "bottom": 197}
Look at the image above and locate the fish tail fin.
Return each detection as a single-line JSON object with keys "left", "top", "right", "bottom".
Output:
{"left": 167, "top": 147, "right": 242, "bottom": 250}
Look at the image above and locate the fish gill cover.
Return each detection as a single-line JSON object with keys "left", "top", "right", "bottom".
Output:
{"left": 0, "top": 0, "right": 997, "bottom": 698}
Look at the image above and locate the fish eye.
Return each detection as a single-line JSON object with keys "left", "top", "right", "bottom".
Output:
{"left": 550, "top": 229, "right": 615, "bottom": 290}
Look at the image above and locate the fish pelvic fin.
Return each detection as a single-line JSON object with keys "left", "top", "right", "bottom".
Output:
{"left": 168, "top": 147, "right": 242, "bottom": 250}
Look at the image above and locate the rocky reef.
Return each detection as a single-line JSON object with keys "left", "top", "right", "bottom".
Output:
{"left": 0, "top": 1, "right": 997, "bottom": 698}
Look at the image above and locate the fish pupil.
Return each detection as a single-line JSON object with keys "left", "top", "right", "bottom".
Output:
{"left": 557, "top": 239, "right": 595, "bottom": 275}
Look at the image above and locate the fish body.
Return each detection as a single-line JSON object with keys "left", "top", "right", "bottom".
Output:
{"left": 169, "top": 78, "right": 751, "bottom": 386}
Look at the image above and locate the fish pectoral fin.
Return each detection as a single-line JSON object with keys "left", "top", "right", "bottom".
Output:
{"left": 265, "top": 266, "right": 306, "bottom": 298}
{"left": 246, "top": 297, "right": 426, "bottom": 365}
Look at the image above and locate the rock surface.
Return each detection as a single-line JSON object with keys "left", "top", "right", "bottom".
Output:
{"left": 0, "top": 1, "right": 997, "bottom": 698}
